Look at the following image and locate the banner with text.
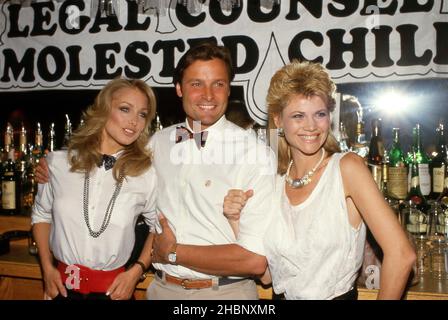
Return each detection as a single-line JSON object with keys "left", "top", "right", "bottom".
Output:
{"left": 0, "top": 0, "right": 447, "bottom": 123}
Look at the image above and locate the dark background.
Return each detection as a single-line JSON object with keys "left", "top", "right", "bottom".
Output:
{"left": 0, "top": 79, "right": 446, "bottom": 154}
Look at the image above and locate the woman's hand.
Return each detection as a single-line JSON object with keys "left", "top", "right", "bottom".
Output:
{"left": 106, "top": 266, "right": 142, "bottom": 300}
{"left": 42, "top": 265, "right": 67, "bottom": 299}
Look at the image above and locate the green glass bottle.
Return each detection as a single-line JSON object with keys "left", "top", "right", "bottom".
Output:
{"left": 430, "top": 122, "right": 447, "bottom": 200}
{"left": 408, "top": 124, "right": 431, "bottom": 196}
{"left": 403, "top": 153, "right": 429, "bottom": 238}
{"left": 388, "top": 128, "right": 408, "bottom": 200}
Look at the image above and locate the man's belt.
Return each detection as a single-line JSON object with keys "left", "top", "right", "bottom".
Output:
{"left": 155, "top": 270, "right": 248, "bottom": 290}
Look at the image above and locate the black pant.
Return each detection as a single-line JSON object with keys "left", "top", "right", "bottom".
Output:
{"left": 333, "top": 287, "right": 358, "bottom": 300}
{"left": 53, "top": 290, "right": 111, "bottom": 300}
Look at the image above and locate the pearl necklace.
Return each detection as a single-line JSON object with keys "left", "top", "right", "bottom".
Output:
{"left": 285, "top": 149, "right": 326, "bottom": 188}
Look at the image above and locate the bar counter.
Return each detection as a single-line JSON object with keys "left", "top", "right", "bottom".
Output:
{"left": 1, "top": 216, "right": 447, "bottom": 300}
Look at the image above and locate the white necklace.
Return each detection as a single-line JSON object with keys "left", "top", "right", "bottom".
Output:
{"left": 285, "top": 149, "right": 326, "bottom": 188}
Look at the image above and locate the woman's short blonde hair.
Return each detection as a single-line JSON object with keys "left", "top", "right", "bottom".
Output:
{"left": 266, "top": 60, "right": 341, "bottom": 175}
{"left": 68, "top": 78, "right": 157, "bottom": 180}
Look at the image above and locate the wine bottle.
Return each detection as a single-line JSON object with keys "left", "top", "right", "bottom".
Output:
{"left": 408, "top": 124, "right": 431, "bottom": 196}
{"left": 352, "top": 120, "right": 369, "bottom": 159}
{"left": 388, "top": 128, "right": 408, "bottom": 200}
{"left": 368, "top": 118, "right": 384, "bottom": 190}
{"left": 15, "top": 159, "right": 27, "bottom": 215}
{"left": 45, "top": 122, "right": 56, "bottom": 154}
{"left": 61, "top": 114, "right": 72, "bottom": 150}
{"left": 2, "top": 123, "right": 15, "bottom": 162}
{"left": 1, "top": 155, "right": 17, "bottom": 215}
{"left": 15, "top": 123, "right": 27, "bottom": 161}
{"left": 31, "top": 122, "right": 44, "bottom": 164}
{"left": 430, "top": 122, "right": 447, "bottom": 200}
{"left": 338, "top": 122, "right": 351, "bottom": 153}
{"left": 403, "top": 153, "right": 429, "bottom": 238}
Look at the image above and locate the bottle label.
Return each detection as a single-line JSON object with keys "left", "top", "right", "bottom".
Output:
{"left": 433, "top": 166, "right": 445, "bottom": 193}
{"left": 388, "top": 167, "right": 408, "bottom": 199}
{"left": 369, "top": 164, "right": 382, "bottom": 190}
{"left": 19, "top": 135, "right": 26, "bottom": 146}
{"left": 419, "top": 164, "right": 431, "bottom": 196}
{"left": 411, "top": 176, "right": 419, "bottom": 189}
{"left": 409, "top": 164, "right": 430, "bottom": 195}
{"left": 1, "top": 181, "right": 16, "bottom": 210}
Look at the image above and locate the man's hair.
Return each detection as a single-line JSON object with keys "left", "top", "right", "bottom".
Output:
{"left": 173, "top": 42, "right": 234, "bottom": 85}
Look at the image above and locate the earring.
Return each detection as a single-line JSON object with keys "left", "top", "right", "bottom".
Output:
{"left": 277, "top": 127, "right": 284, "bottom": 137}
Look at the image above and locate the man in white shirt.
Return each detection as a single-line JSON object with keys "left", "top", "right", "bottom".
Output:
{"left": 148, "top": 42, "right": 276, "bottom": 299}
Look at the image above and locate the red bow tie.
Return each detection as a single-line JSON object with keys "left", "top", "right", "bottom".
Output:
{"left": 175, "top": 126, "right": 208, "bottom": 149}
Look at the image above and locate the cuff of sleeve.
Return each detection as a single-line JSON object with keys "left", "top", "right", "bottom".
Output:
{"left": 236, "top": 232, "right": 266, "bottom": 256}
{"left": 31, "top": 213, "right": 52, "bottom": 225}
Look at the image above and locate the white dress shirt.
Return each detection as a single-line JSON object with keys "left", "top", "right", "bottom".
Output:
{"left": 31, "top": 150, "right": 157, "bottom": 271}
{"left": 150, "top": 116, "right": 277, "bottom": 279}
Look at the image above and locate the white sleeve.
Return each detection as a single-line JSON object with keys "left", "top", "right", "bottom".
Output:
{"left": 236, "top": 145, "right": 277, "bottom": 256}
{"left": 31, "top": 155, "right": 55, "bottom": 225}
{"left": 141, "top": 166, "right": 158, "bottom": 232}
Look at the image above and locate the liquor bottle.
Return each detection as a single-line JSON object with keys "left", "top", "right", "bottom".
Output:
{"left": 151, "top": 114, "right": 163, "bottom": 134}
{"left": 408, "top": 124, "right": 431, "bottom": 196}
{"left": 61, "top": 114, "right": 72, "bottom": 150}
{"left": 15, "top": 159, "right": 27, "bottom": 215}
{"left": 338, "top": 122, "right": 351, "bottom": 153}
{"left": 20, "top": 160, "right": 35, "bottom": 216}
{"left": 430, "top": 122, "right": 447, "bottom": 200}
{"left": 1, "top": 154, "right": 17, "bottom": 215}
{"left": 2, "top": 123, "right": 15, "bottom": 162}
{"left": 45, "top": 123, "right": 56, "bottom": 154}
{"left": 402, "top": 152, "right": 429, "bottom": 238}
{"left": 31, "top": 122, "right": 44, "bottom": 165}
{"left": 352, "top": 119, "right": 369, "bottom": 159}
{"left": 15, "top": 123, "right": 27, "bottom": 161}
{"left": 388, "top": 128, "right": 408, "bottom": 200}
{"left": 367, "top": 118, "right": 384, "bottom": 190}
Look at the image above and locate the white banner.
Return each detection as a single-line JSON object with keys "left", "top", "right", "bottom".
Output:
{"left": 0, "top": 0, "right": 447, "bottom": 123}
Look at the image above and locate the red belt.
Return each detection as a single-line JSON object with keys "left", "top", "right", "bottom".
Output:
{"left": 57, "top": 261, "right": 125, "bottom": 294}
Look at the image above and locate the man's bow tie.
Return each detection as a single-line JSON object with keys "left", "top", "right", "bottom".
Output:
{"left": 175, "top": 126, "right": 208, "bottom": 149}
{"left": 100, "top": 154, "right": 116, "bottom": 170}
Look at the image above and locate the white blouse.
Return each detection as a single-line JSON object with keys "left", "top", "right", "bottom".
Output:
{"left": 31, "top": 150, "right": 157, "bottom": 271}
{"left": 265, "top": 152, "right": 366, "bottom": 300}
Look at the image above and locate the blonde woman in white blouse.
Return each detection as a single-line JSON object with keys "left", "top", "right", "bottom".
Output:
{"left": 32, "top": 78, "right": 157, "bottom": 300}
{"left": 224, "top": 61, "right": 416, "bottom": 300}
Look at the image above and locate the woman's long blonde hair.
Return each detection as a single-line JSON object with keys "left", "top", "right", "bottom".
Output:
{"left": 68, "top": 78, "right": 157, "bottom": 181}
{"left": 267, "top": 60, "right": 341, "bottom": 175}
